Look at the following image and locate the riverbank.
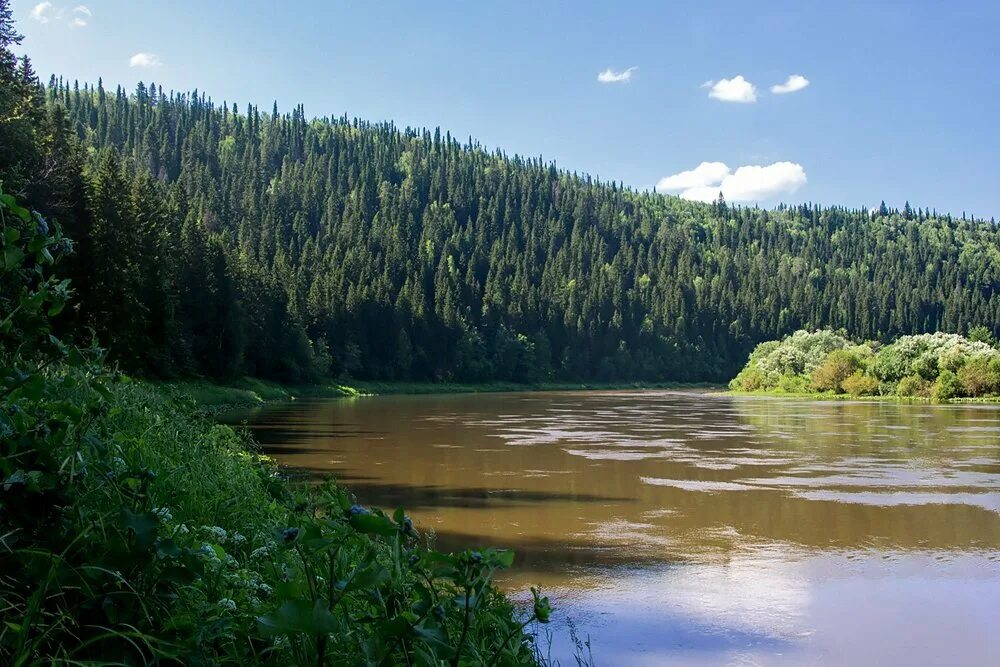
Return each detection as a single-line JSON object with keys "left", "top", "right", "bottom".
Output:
{"left": 5, "top": 369, "right": 548, "bottom": 664}
{"left": 166, "top": 376, "right": 721, "bottom": 412}
{"left": 724, "top": 389, "right": 1000, "bottom": 404}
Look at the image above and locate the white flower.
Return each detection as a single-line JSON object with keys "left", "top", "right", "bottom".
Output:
{"left": 218, "top": 598, "right": 237, "bottom": 612}
{"left": 202, "top": 526, "right": 228, "bottom": 543}
{"left": 198, "top": 544, "right": 221, "bottom": 563}
{"left": 152, "top": 507, "right": 173, "bottom": 523}
{"left": 250, "top": 546, "right": 271, "bottom": 560}
{"left": 231, "top": 532, "right": 246, "bottom": 545}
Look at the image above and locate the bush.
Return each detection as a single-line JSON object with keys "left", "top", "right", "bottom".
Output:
{"left": 897, "top": 374, "right": 929, "bottom": 397}
{"left": 777, "top": 372, "right": 810, "bottom": 393}
{"left": 957, "top": 355, "right": 1000, "bottom": 397}
{"left": 810, "top": 349, "right": 860, "bottom": 393}
{"left": 842, "top": 371, "right": 880, "bottom": 396}
{"left": 931, "top": 369, "right": 963, "bottom": 402}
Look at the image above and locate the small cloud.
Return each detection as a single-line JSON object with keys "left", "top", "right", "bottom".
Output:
{"left": 656, "top": 162, "right": 730, "bottom": 191}
{"left": 704, "top": 75, "right": 757, "bottom": 103}
{"left": 597, "top": 67, "right": 638, "bottom": 84}
{"left": 30, "top": 2, "right": 90, "bottom": 27}
{"left": 30, "top": 2, "right": 53, "bottom": 22}
{"left": 658, "top": 161, "right": 807, "bottom": 202}
{"left": 129, "top": 52, "right": 162, "bottom": 68}
{"left": 771, "top": 74, "right": 810, "bottom": 94}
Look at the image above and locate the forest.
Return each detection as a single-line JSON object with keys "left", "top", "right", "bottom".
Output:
{"left": 3, "top": 7, "right": 1000, "bottom": 386}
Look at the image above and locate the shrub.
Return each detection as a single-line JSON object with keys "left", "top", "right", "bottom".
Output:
{"left": 731, "top": 367, "right": 765, "bottom": 392}
{"left": 931, "top": 369, "right": 963, "bottom": 402}
{"left": 842, "top": 371, "right": 880, "bottom": 396}
{"left": 897, "top": 374, "right": 929, "bottom": 397}
{"left": 777, "top": 372, "right": 809, "bottom": 393}
{"left": 957, "top": 354, "right": 1000, "bottom": 397}
{"left": 968, "top": 325, "right": 997, "bottom": 346}
{"left": 810, "top": 349, "right": 860, "bottom": 393}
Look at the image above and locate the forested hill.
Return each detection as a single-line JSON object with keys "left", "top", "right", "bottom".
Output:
{"left": 5, "top": 70, "right": 1000, "bottom": 382}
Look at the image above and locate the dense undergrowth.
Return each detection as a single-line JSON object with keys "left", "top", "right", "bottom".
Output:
{"left": 730, "top": 329, "right": 1000, "bottom": 401}
{"left": 0, "top": 188, "right": 551, "bottom": 664}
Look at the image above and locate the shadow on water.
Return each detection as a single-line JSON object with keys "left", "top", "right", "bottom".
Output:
{"left": 275, "top": 476, "right": 632, "bottom": 511}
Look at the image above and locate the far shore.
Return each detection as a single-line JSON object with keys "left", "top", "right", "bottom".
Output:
{"left": 160, "top": 376, "right": 724, "bottom": 412}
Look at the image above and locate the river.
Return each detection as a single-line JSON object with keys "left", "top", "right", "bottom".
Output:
{"left": 227, "top": 390, "right": 1000, "bottom": 665}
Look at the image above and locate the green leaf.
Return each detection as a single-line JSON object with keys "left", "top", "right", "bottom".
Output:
{"left": 2, "top": 246, "right": 24, "bottom": 270}
{"left": 257, "top": 599, "right": 339, "bottom": 636}
{"left": 349, "top": 512, "right": 396, "bottom": 537}
{"left": 121, "top": 509, "right": 160, "bottom": 551}
{"left": 492, "top": 549, "right": 515, "bottom": 569}
{"left": 341, "top": 564, "right": 388, "bottom": 593}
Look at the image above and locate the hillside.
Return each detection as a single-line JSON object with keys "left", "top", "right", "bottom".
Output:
{"left": 5, "top": 71, "right": 1000, "bottom": 383}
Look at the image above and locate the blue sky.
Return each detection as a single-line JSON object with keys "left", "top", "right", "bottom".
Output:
{"left": 14, "top": 0, "right": 1000, "bottom": 218}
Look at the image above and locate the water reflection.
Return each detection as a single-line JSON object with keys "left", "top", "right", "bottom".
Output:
{"left": 226, "top": 391, "right": 1000, "bottom": 665}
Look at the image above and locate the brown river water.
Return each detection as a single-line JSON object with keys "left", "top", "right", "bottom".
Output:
{"left": 226, "top": 390, "right": 1000, "bottom": 666}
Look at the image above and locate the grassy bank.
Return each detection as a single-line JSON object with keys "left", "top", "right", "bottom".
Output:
{"left": 724, "top": 388, "right": 1000, "bottom": 404}
{"left": 5, "top": 373, "right": 549, "bottom": 664}
{"left": 167, "top": 376, "right": 721, "bottom": 412}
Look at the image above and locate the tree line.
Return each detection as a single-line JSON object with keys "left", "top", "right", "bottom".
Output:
{"left": 2, "top": 6, "right": 998, "bottom": 383}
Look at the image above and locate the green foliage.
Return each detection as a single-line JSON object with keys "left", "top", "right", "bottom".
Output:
{"left": 896, "top": 374, "right": 929, "bottom": 398}
{"left": 841, "top": 371, "right": 879, "bottom": 397}
{"left": 967, "top": 325, "right": 996, "bottom": 346}
{"left": 0, "top": 184, "right": 547, "bottom": 664}
{"left": 931, "top": 369, "right": 963, "bottom": 402}
{"left": 732, "top": 329, "right": 1000, "bottom": 402}
{"left": 957, "top": 355, "right": 1000, "bottom": 397}
{"left": 810, "top": 349, "right": 860, "bottom": 393}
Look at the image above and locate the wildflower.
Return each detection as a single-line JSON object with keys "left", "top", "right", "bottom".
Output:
{"left": 152, "top": 507, "right": 173, "bottom": 523}
{"left": 198, "top": 544, "right": 221, "bottom": 563}
{"left": 231, "top": 532, "right": 247, "bottom": 545}
{"left": 250, "top": 546, "right": 271, "bottom": 560}
{"left": 203, "top": 526, "right": 228, "bottom": 543}
{"left": 256, "top": 582, "right": 273, "bottom": 596}
{"left": 174, "top": 524, "right": 190, "bottom": 536}
{"left": 218, "top": 598, "right": 237, "bottom": 612}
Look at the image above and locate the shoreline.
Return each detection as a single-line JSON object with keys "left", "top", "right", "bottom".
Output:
{"left": 162, "top": 376, "right": 723, "bottom": 412}
{"left": 723, "top": 389, "right": 1000, "bottom": 404}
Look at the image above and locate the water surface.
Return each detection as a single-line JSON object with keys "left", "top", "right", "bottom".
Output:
{"left": 229, "top": 391, "right": 1000, "bottom": 665}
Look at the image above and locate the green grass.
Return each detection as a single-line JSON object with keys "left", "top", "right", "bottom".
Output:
{"left": 4, "top": 372, "right": 550, "bottom": 664}
{"left": 160, "top": 376, "right": 360, "bottom": 412}
{"left": 165, "top": 376, "right": 721, "bottom": 410}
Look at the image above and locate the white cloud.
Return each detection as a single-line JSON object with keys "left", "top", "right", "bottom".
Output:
{"left": 704, "top": 75, "right": 757, "bottom": 103}
{"left": 656, "top": 162, "right": 730, "bottom": 191}
{"left": 31, "top": 2, "right": 90, "bottom": 27}
{"left": 658, "top": 161, "right": 807, "bottom": 202}
{"left": 30, "top": 2, "right": 53, "bottom": 22}
{"left": 771, "top": 74, "right": 810, "bottom": 94}
{"left": 597, "top": 67, "right": 637, "bottom": 84}
{"left": 129, "top": 52, "right": 162, "bottom": 68}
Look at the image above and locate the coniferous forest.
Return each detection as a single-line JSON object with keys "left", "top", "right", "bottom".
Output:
{"left": 3, "top": 11, "right": 999, "bottom": 384}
